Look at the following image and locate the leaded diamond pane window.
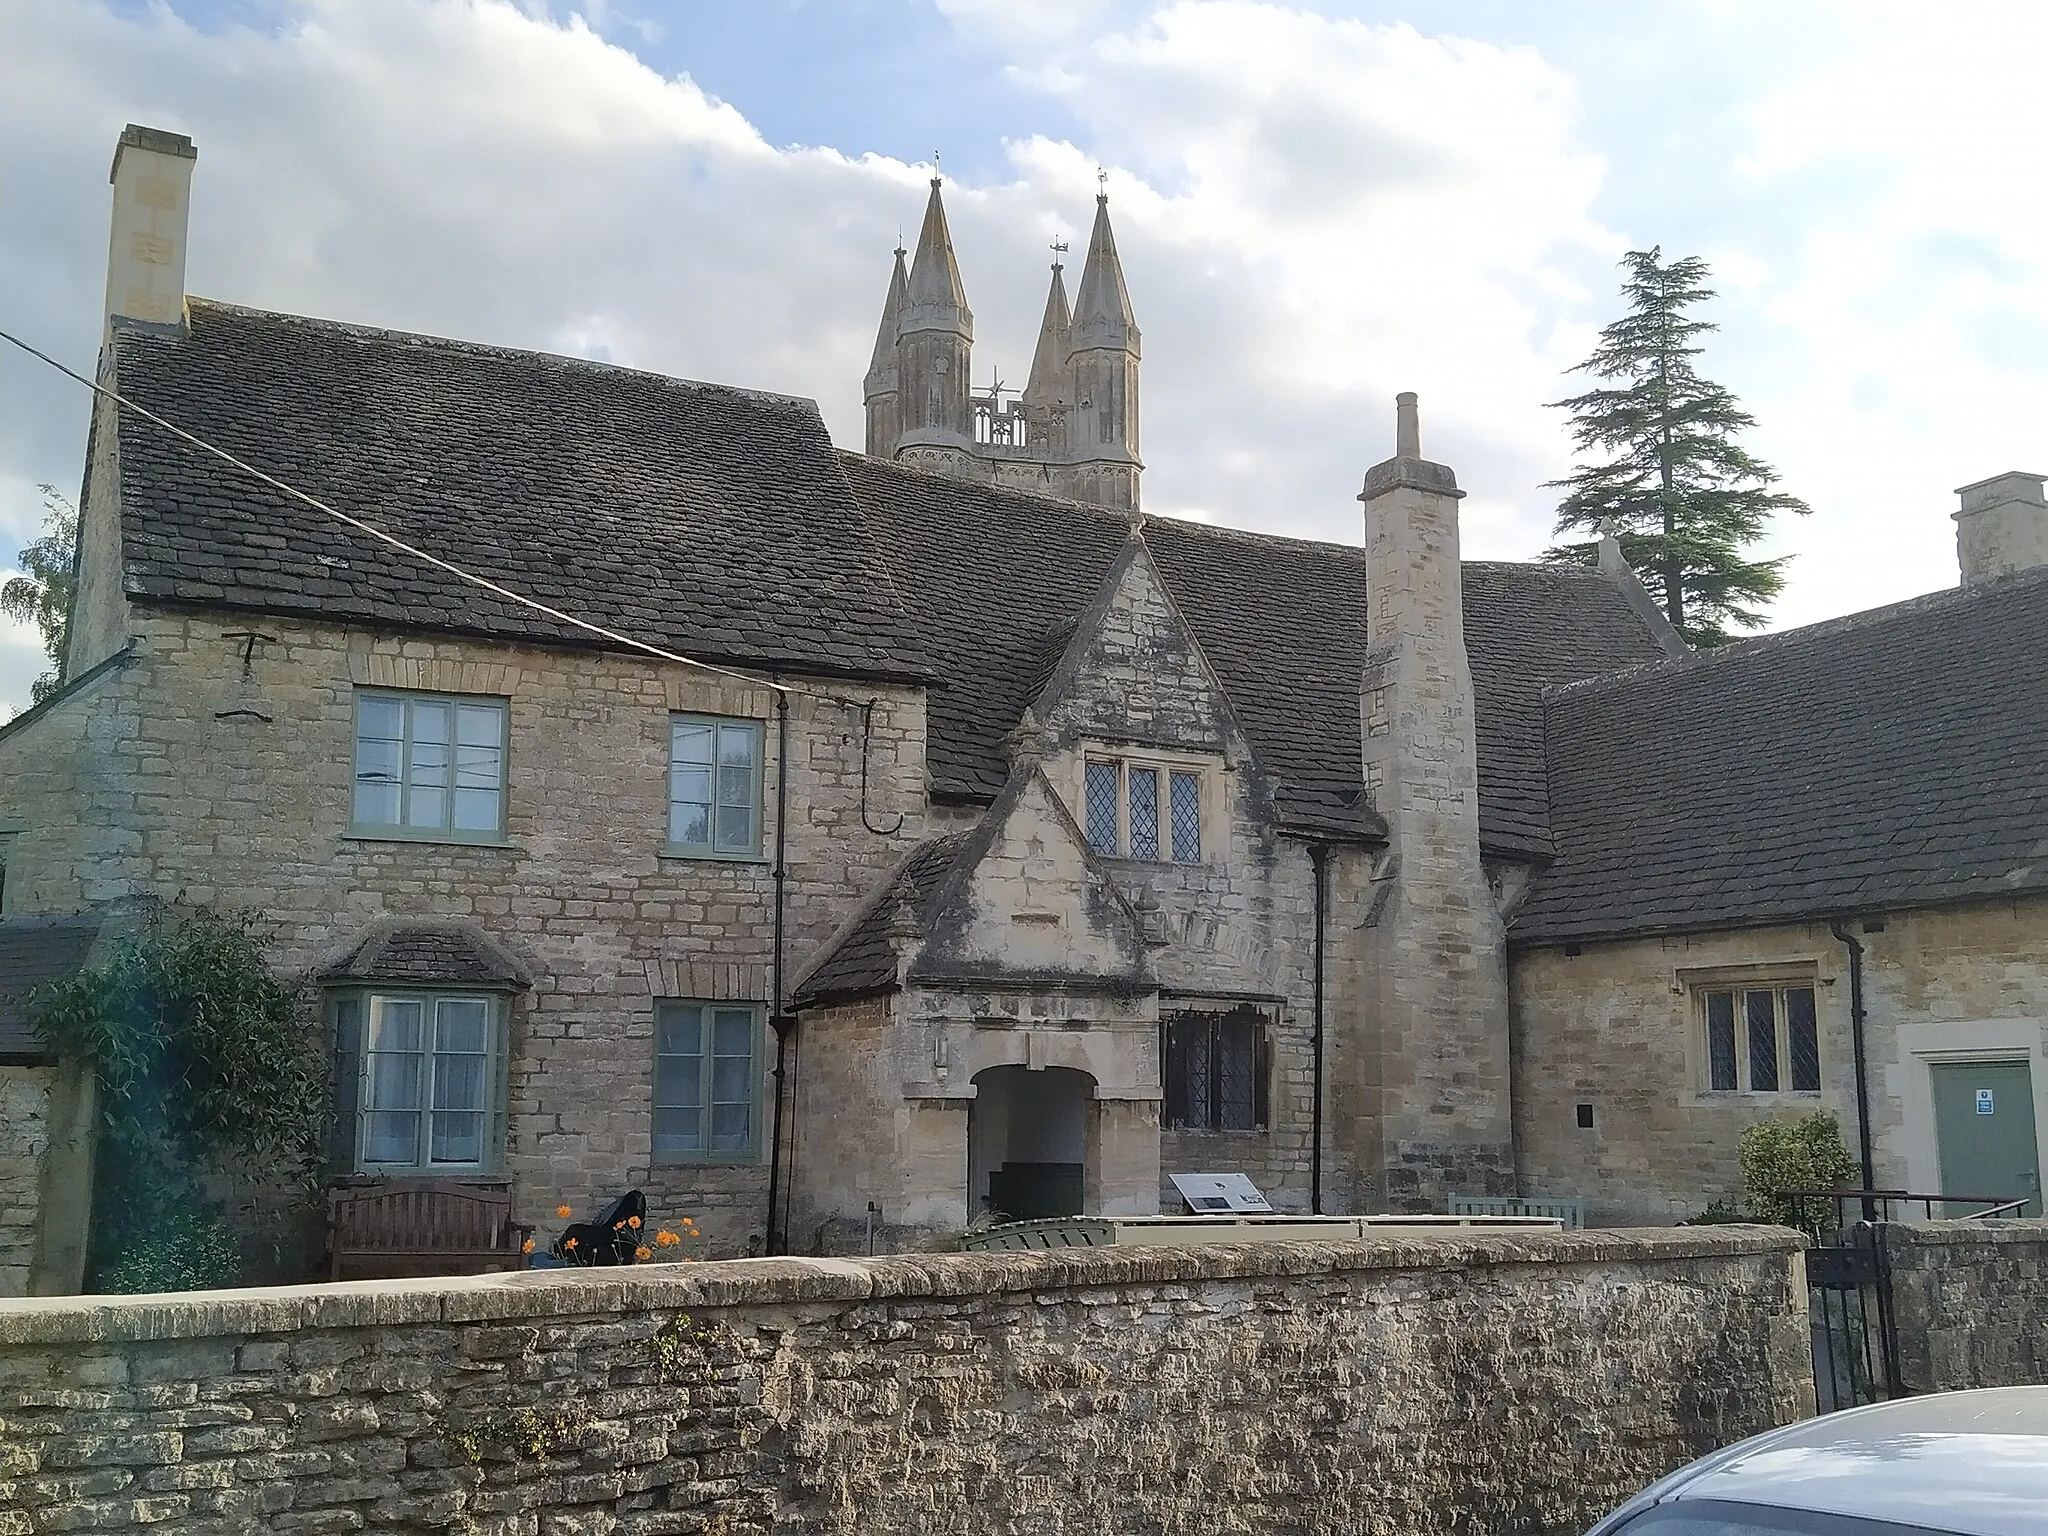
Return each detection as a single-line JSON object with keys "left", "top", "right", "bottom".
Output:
{"left": 669, "top": 717, "right": 763, "bottom": 858}
{"left": 1169, "top": 771, "right": 1202, "bottom": 863}
{"left": 352, "top": 690, "right": 507, "bottom": 841}
{"left": 1701, "top": 983, "right": 1820, "bottom": 1095}
{"left": 1163, "top": 1010, "right": 1268, "bottom": 1132}
{"left": 654, "top": 1001, "right": 761, "bottom": 1163}
{"left": 1085, "top": 761, "right": 1120, "bottom": 855}
{"left": 1128, "top": 768, "right": 1160, "bottom": 860}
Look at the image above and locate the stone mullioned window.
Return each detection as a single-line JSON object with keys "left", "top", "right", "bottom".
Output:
{"left": 1084, "top": 755, "right": 1203, "bottom": 863}
{"left": 1701, "top": 982, "right": 1821, "bottom": 1095}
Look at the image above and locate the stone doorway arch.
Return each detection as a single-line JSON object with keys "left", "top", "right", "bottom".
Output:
{"left": 968, "top": 1065, "right": 1093, "bottom": 1222}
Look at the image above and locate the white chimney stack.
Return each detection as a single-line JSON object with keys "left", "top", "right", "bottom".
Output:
{"left": 103, "top": 124, "right": 197, "bottom": 337}
{"left": 1953, "top": 471, "right": 2048, "bottom": 587}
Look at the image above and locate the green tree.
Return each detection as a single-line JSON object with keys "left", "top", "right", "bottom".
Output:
{"left": 1, "top": 484, "right": 79, "bottom": 705}
{"left": 1545, "top": 248, "right": 1810, "bottom": 648}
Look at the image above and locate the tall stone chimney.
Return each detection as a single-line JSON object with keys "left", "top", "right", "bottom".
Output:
{"left": 1954, "top": 471, "right": 2048, "bottom": 586}
{"left": 104, "top": 124, "right": 197, "bottom": 336}
{"left": 1354, "top": 392, "right": 1513, "bottom": 1211}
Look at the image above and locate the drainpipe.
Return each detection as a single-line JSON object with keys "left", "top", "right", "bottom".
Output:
{"left": 1829, "top": 921, "right": 1877, "bottom": 1222}
{"left": 764, "top": 691, "right": 794, "bottom": 1255}
{"left": 1310, "top": 843, "right": 1330, "bottom": 1214}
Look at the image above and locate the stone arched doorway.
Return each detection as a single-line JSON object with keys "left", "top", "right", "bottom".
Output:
{"left": 968, "top": 1065, "right": 1093, "bottom": 1221}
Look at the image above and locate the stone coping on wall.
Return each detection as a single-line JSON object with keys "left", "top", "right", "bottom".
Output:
{"left": 1882, "top": 1216, "right": 2048, "bottom": 1249}
{"left": 0, "top": 1225, "right": 1802, "bottom": 1345}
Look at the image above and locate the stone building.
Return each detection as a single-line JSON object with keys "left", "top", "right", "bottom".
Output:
{"left": 1, "top": 125, "right": 2044, "bottom": 1288}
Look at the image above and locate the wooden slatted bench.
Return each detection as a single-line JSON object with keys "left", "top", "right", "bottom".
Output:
{"left": 326, "top": 1180, "right": 534, "bottom": 1281}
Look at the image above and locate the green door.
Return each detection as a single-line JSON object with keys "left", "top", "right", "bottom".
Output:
{"left": 1931, "top": 1060, "right": 2042, "bottom": 1217}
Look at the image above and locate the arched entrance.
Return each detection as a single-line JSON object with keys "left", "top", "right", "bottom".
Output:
{"left": 968, "top": 1065, "right": 1094, "bottom": 1221}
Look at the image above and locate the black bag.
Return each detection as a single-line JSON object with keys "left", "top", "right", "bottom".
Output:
{"left": 552, "top": 1189, "right": 648, "bottom": 1266}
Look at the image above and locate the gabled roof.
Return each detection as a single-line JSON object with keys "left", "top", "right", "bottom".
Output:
{"left": 839, "top": 452, "right": 1677, "bottom": 851}
{"left": 795, "top": 834, "right": 971, "bottom": 1006}
{"left": 1513, "top": 565, "right": 2048, "bottom": 945}
{"left": 107, "top": 302, "right": 931, "bottom": 683}
{"left": 0, "top": 915, "right": 104, "bottom": 1062}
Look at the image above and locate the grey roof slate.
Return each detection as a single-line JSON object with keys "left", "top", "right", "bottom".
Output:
{"left": 839, "top": 453, "right": 1676, "bottom": 850}
{"left": 321, "top": 922, "right": 531, "bottom": 990}
{"left": 0, "top": 915, "right": 104, "bottom": 1061}
{"left": 109, "top": 302, "right": 931, "bottom": 682}
{"left": 795, "top": 835, "right": 970, "bottom": 1004}
{"left": 1514, "top": 565, "right": 2048, "bottom": 945}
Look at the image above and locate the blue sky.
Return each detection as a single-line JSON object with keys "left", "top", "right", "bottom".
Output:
{"left": 7, "top": 1, "right": 2048, "bottom": 714}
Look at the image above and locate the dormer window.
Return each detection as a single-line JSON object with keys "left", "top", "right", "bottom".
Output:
{"left": 1084, "top": 757, "right": 1204, "bottom": 862}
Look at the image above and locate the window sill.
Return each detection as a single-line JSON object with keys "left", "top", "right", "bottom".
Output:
{"left": 651, "top": 1154, "right": 761, "bottom": 1169}
{"left": 658, "top": 847, "right": 770, "bottom": 865}
{"left": 344, "top": 828, "right": 517, "bottom": 850}
{"left": 1163, "top": 1126, "right": 1269, "bottom": 1137}
{"left": 1095, "top": 855, "right": 1213, "bottom": 871}
{"left": 1694, "top": 1089, "right": 1824, "bottom": 1102}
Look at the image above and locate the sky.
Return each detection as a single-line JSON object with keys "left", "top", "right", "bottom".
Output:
{"left": 5, "top": 0, "right": 2048, "bottom": 716}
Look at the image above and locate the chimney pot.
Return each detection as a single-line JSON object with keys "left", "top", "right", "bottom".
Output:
{"left": 1395, "top": 391, "right": 1421, "bottom": 459}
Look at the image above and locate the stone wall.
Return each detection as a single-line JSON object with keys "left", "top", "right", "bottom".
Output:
{"left": 0, "top": 1226, "right": 1811, "bottom": 1536}
{"left": 0, "top": 1066, "right": 52, "bottom": 1297}
{"left": 1883, "top": 1218, "right": 2048, "bottom": 1392}
{"left": 1511, "top": 898, "right": 2048, "bottom": 1225}
{"left": 0, "top": 608, "right": 929, "bottom": 1259}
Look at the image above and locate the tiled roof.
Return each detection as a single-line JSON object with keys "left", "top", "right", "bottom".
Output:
{"left": 321, "top": 921, "right": 531, "bottom": 990}
{"left": 840, "top": 454, "right": 1676, "bottom": 849}
{"left": 1514, "top": 566, "right": 2048, "bottom": 944}
{"left": 0, "top": 915, "right": 103, "bottom": 1061}
{"left": 108, "top": 303, "right": 931, "bottom": 682}
{"left": 795, "top": 835, "right": 970, "bottom": 1004}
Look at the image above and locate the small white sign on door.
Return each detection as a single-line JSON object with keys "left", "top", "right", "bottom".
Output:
{"left": 1977, "top": 1088, "right": 1996, "bottom": 1115}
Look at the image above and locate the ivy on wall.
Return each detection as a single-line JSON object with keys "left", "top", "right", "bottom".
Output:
{"left": 32, "top": 907, "right": 322, "bottom": 1292}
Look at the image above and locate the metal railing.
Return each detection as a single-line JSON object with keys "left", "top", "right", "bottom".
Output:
{"left": 1775, "top": 1187, "right": 2030, "bottom": 1227}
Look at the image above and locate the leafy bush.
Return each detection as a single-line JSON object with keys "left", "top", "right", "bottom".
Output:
{"left": 31, "top": 907, "right": 319, "bottom": 1292}
{"left": 98, "top": 1207, "right": 244, "bottom": 1295}
{"left": 1740, "top": 1110, "right": 1858, "bottom": 1235}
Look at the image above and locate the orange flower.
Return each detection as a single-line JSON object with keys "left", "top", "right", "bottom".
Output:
{"left": 655, "top": 1230, "right": 679, "bottom": 1247}
{"left": 627, "top": 1215, "right": 642, "bottom": 1229}
{"left": 614, "top": 1220, "right": 627, "bottom": 1231}
{"left": 564, "top": 1236, "right": 578, "bottom": 1250}
{"left": 635, "top": 1245, "right": 652, "bottom": 1262}
{"left": 520, "top": 1238, "right": 534, "bottom": 1254}
{"left": 556, "top": 1205, "right": 572, "bottom": 1219}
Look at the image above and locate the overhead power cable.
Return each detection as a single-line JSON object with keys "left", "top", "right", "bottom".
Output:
{"left": 0, "top": 323, "right": 796, "bottom": 695}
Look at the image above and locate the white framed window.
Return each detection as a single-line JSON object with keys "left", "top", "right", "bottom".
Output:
{"left": 1701, "top": 983, "right": 1820, "bottom": 1094}
{"left": 329, "top": 992, "right": 507, "bottom": 1175}
{"left": 352, "top": 690, "right": 508, "bottom": 842}
{"left": 653, "top": 1000, "right": 761, "bottom": 1163}
{"left": 667, "top": 716, "right": 764, "bottom": 858}
{"left": 1083, "top": 757, "right": 1204, "bottom": 863}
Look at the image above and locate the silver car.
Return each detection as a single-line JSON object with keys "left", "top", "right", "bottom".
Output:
{"left": 1585, "top": 1388, "right": 2048, "bottom": 1535}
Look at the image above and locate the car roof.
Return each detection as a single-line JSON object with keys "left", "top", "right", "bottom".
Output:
{"left": 1665, "top": 1389, "right": 2048, "bottom": 1534}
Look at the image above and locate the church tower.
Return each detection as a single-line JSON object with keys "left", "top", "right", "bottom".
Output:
{"left": 860, "top": 179, "right": 1141, "bottom": 511}
{"left": 894, "top": 179, "right": 975, "bottom": 476}
{"left": 863, "top": 245, "right": 910, "bottom": 455}
{"left": 1065, "top": 192, "right": 1142, "bottom": 513}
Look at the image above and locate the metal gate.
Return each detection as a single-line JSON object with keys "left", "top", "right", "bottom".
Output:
{"left": 1806, "top": 1222, "right": 1900, "bottom": 1412}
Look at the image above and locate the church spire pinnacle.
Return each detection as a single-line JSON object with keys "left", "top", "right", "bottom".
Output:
{"left": 1071, "top": 189, "right": 1136, "bottom": 347}
{"left": 862, "top": 244, "right": 912, "bottom": 454}
{"left": 903, "top": 177, "right": 972, "bottom": 339}
{"left": 1022, "top": 248, "right": 1073, "bottom": 451}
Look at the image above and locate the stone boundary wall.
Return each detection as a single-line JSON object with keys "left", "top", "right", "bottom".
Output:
{"left": 0, "top": 1227, "right": 1812, "bottom": 1536}
{"left": 1884, "top": 1217, "right": 2048, "bottom": 1392}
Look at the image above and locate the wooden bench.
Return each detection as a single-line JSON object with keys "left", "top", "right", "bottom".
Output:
{"left": 326, "top": 1180, "right": 534, "bottom": 1281}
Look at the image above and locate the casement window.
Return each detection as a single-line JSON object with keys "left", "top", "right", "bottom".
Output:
{"left": 1702, "top": 984, "right": 1821, "bottom": 1094}
{"left": 1162, "top": 1008, "right": 1270, "bottom": 1132}
{"left": 667, "top": 716, "right": 764, "bottom": 858}
{"left": 1084, "top": 758, "right": 1204, "bottom": 863}
{"left": 328, "top": 993, "right": 509, "bottom": 1175}
{"left": 352, "top": 690, "right": 508, "bottom": 841}
{"left": 653, "top": 1000, "right": 762, "bottom": 1163}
